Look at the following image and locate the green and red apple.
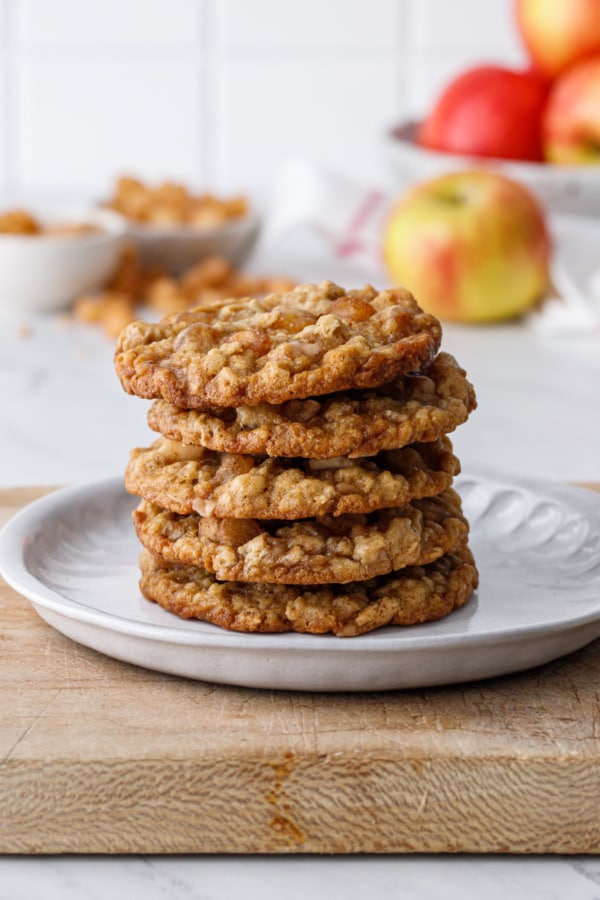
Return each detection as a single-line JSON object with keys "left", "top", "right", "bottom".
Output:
{"left": 383, "top": 171, "right": 551, "bottom": 323}
{"left": 516, "top": 0, "right": 600, "bottom": 79}
{"left": 543, "top": 56, "right": 600, "bottom": 163}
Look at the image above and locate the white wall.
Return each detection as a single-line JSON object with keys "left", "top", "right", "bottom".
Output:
{"left": 0, "top": 0, "right": 527, "bottom": 198}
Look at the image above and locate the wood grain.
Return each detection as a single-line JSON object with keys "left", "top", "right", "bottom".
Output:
{"left": 1, "top": 486, "right": 599, "bottom": 855}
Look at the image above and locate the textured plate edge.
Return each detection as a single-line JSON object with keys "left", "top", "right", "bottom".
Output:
{"left": 31, "top": 599, "right": 600, "bottom": 691}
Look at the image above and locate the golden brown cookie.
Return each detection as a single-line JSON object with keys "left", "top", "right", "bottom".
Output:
{"left": 125, "top": 435, "right": 459, "bottom": 519}
{"left": 148, "top": 352, "right": 475, "bottom": 459}
{"left": 132, "top": 488, "right": 468, "bottom": 585}
{"left": 139, "top": 542, "right": 478, "bottom": 636}
{"left": 115, "top": 281, "right": 442, "bottom": 407}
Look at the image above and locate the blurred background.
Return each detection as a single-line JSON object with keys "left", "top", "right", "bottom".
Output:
{"left": 0, "top": 0, "right": 523, "bottom": 196}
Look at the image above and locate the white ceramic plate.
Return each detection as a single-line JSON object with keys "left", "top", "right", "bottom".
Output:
{"left": 1, "top": 471, "right": 599, "bottom": 692}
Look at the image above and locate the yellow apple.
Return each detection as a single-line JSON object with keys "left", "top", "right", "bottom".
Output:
{"left": 382, "top": 171, "right": 551, "bottom": 324}
{"left": 516, "top": 0, "right": 600, "bottom": 80}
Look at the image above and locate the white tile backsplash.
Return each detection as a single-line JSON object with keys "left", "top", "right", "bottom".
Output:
{"left": 216, "top": 58, "right": 401, "bottom": 188}
{"left": 219, "top": 0, "right": 402, "bottom": 51}
{"left": 18, "top": 59, "right": 203, "bottom": 193}
{"left": 0, "top": 0, "right": 523, "bottom": 196}
{"left": 414, "top": 0, "right": 524, "bottom": 52}
{"left": 0, "top": 1, "right": 8, "bottom": 50}
{"left": 16, "top": 0, "right": 203, "bottom": 49}
{"left": 0, "top": 64, "right": 8, "bottom": 189}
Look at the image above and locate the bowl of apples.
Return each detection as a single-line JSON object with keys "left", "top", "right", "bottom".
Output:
{"left": 384, "top": 0, "right": 600, "bottom": 216}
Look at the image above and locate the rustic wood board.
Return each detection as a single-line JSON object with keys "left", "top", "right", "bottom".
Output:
{"left": 1, "top": 486, "right": 599, "bottom": 855}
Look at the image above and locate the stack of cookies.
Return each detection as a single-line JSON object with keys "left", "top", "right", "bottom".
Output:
{"left": 114, "top": 281, "right": 478, "bottom": 637}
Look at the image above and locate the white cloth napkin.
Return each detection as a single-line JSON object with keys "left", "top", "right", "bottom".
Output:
{"left": 529, "top": 215, "right": 600, "bottom": 338}
{"left": 259, "top": 159, "right": 600, "bottom": 338}
{"left": 257, "top": 158, "right": 390, "bottom": 279}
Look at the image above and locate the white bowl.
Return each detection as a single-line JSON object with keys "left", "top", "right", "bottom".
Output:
{"left": 125, "top": 212, "right": 260, "bottom": 274}
{"left": 0, "top": 208, "right": 126, "bottom": 315}
{"left": 383, "top": 121, "right": 600, "bottom": 217}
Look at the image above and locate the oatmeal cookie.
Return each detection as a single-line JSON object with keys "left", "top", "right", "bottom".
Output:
{"left": 132, "top": 488, "right": 468, "bottom": 584}
{"left": 125, "top": 436, "right": 459, "bottom": 519}
{"left": 139, "top": 542, "right": 478, "bottom": 636}
{"left": 115, "top": 281, "right": 442, "bottom": 407}
{"left": 148, "top": 352, "right": 475, "bottom": 459}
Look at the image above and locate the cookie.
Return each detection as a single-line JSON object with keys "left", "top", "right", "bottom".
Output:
{"left": 125, "top": 435, "right": 459, "bottom": 519}
{"left": 147, "top": 352, "right": 475, "bottom": 459}
{"left": 139, "top": 542, "right": 478, "bottom": 636}
{"left": 115, "top": 281, "right": 442, "bottom": 408}
{"left": 132, "top": 488, "right": 468, "bottom": 585}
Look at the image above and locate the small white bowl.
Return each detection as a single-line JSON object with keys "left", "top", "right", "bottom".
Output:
{"left": 125, "top": 212, "right": 260, "bottom": 274}
{"left": 0, "top": 208, "right": 126, "bottom": 315}
{"left": 383, "top": 121, "right": 600, "bottom": 217}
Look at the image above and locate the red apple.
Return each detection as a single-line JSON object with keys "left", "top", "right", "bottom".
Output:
{"left": 382, "top": 171, "right": 551, "bottom": 323}
{"left": 516, "top": 0, "right": 600, "bottom": 79}
{"left": 543, "top": 56, "right": 600, "bottom": 163}
{"left": 418, "top": 65, "right": 549, "bottom": 162}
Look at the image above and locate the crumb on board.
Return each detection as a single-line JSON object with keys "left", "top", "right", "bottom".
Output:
{"left": 17, "top": 323, "right": 32, "bottom": 339}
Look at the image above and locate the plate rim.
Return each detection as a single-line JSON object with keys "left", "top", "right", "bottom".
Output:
{"left": 1, "top": 470, "right": 600, "bottom": 655}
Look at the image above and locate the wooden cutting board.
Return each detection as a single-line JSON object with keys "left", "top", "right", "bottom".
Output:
{"left": 1, "top": 486, "right": 599, "bottom": 855}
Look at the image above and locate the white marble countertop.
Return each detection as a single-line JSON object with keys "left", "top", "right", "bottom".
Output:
{"left": 1, "top": 855, "right": 600, "bottom": 899}
{"left": 1, "top": 243, "right": 599, "bottom": 896}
